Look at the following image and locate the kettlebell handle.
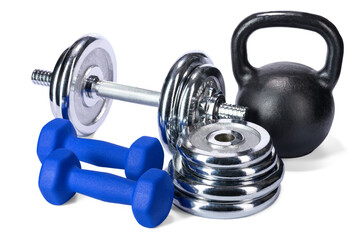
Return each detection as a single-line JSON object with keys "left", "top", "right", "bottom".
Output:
{"left": 231, "top": 11, "right": 343, "bottom": 90}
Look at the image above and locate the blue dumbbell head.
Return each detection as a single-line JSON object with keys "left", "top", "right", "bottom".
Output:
{"left": 38, "top": 149, "right": 80, "bottom": 205}
{"left": 132, "top": 168, "right": 174, "bottom": 227}
{"left": 127, "top": 137, "right": 164, "bottom": 180}
{"left": 37, "top": 118, "right": 164, "bottom": 180}
{"left": 39, "top": 149, "right": 174, "bottom": 228}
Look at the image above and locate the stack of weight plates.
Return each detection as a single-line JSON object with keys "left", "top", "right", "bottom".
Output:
{"left": 167, "top": 119, "right": 284, "bottom": 218}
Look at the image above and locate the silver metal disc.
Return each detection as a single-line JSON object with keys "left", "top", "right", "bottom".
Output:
{"left": 170, "top": 155, "right": 283, "bottom": 201}
{"left": 178, "top": 119, "right": 273, "bottom": 168}
{"left": 158, "top": 52, "right": 212, "bottom": 153}
{"left": 50, "top": 35, "right": 116, "bottom": 136}
{"left": 167, "top": 119, "right": 284, "bottom": 219}
{"left": 176, "top": 64, "right": 225, "bottom": 144}
{"left": 168, "top": 158, "right": 283, "bottom": 219}
{"left": 174, "top": 184, "right": 281, "bottom": 219}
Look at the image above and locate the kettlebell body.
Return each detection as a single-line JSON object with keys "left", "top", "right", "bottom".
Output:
{"left": 231, "top": 11, "right": 343, "bottom": 158}
{"left": 237, "top": 62, "right": 334, "bottom": 157}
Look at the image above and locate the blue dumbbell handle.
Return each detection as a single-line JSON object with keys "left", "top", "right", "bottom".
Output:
{"left": 64, "top": 137, "right": 127, "bottom": 169}
{"left": 68, "top": 166, "right": 135, "bottom": 205}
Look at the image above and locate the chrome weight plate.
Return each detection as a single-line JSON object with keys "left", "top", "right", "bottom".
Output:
{"left": 167, "top": 119, "right": 284, "bottom": 219}
{"left": 158, "top": 52, "right": 214, "bottom": 153}
{"left": 179, "top": 119, "right": 273, "bottom": 168}
{"left": 170, "top": 156, "right": 283, "bottom": 202}
{"left": 50, "top": 35, "right": 116, "bottom": 136}
{"left": 173, "top": 181, "right": 281, "bottom": 219}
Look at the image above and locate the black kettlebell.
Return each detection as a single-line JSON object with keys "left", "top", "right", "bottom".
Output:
{"left": 231, "top": 11, "right": 343, "bottom": 158}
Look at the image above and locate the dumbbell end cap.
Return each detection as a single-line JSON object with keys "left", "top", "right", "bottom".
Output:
{"left": 39, "top": 149, "right": 80, "bottom": 205}
{"left": 125, "top": 137, "right": 164, "bottom": 180}
{"left": 132, "top": 169, "right": 174, "bottom": 228}
{"left": 37, "top": 119, "right": 76, "bottom": 162}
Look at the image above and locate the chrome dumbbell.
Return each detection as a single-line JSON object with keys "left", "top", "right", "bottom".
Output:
{"left": 31, "top": 34, "right": 247, "bottom": 153}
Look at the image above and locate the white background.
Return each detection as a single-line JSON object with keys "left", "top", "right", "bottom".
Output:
{"left": 1, "top": 0, "right": 360, "bottom": 239}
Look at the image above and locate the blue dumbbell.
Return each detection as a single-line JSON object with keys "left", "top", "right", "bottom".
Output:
{"left": 39, "top": 148, "right": 174, "bottom": 228}
{"left": 37, "top": 119, "right": 164, "bottom": 180}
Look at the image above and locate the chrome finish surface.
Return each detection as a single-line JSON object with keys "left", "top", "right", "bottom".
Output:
{"left": 32, "top": 69, "right": 52, "bottom": 86}
{"left": 217, "top": 103, "right": 247, "bottom": 119}
{"left": 90, "top": 77, "right": 161, "bottom": 107}
{"left": 179, "top": 119, "right": 272, "bottom": 167}
{"left": 43, "top": 35, "right": 116, "bottom": 136}
{"left": 32, "top": 36, "right": 246, "bottom": 147}
{"left": 167, "top": 119, "right": 284, "bottom": 218}
{"left": 158, "top": 52, "right": 213, "bottom": 153}
{"left": 158, "top": 53, "right": 247, "bottom": 153}
{"left": 176, "top": 64, "right": 225, "bottom": 140}
{"left": 173, "top": 185, "right": 281, "bottom": 219}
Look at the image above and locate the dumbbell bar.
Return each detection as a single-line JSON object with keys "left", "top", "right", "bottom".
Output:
{"left": 31, "top": 35, "right": 247, "bottom": 153}
{"left": 33, "top": 70, "right": 160, "bottom": 107}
